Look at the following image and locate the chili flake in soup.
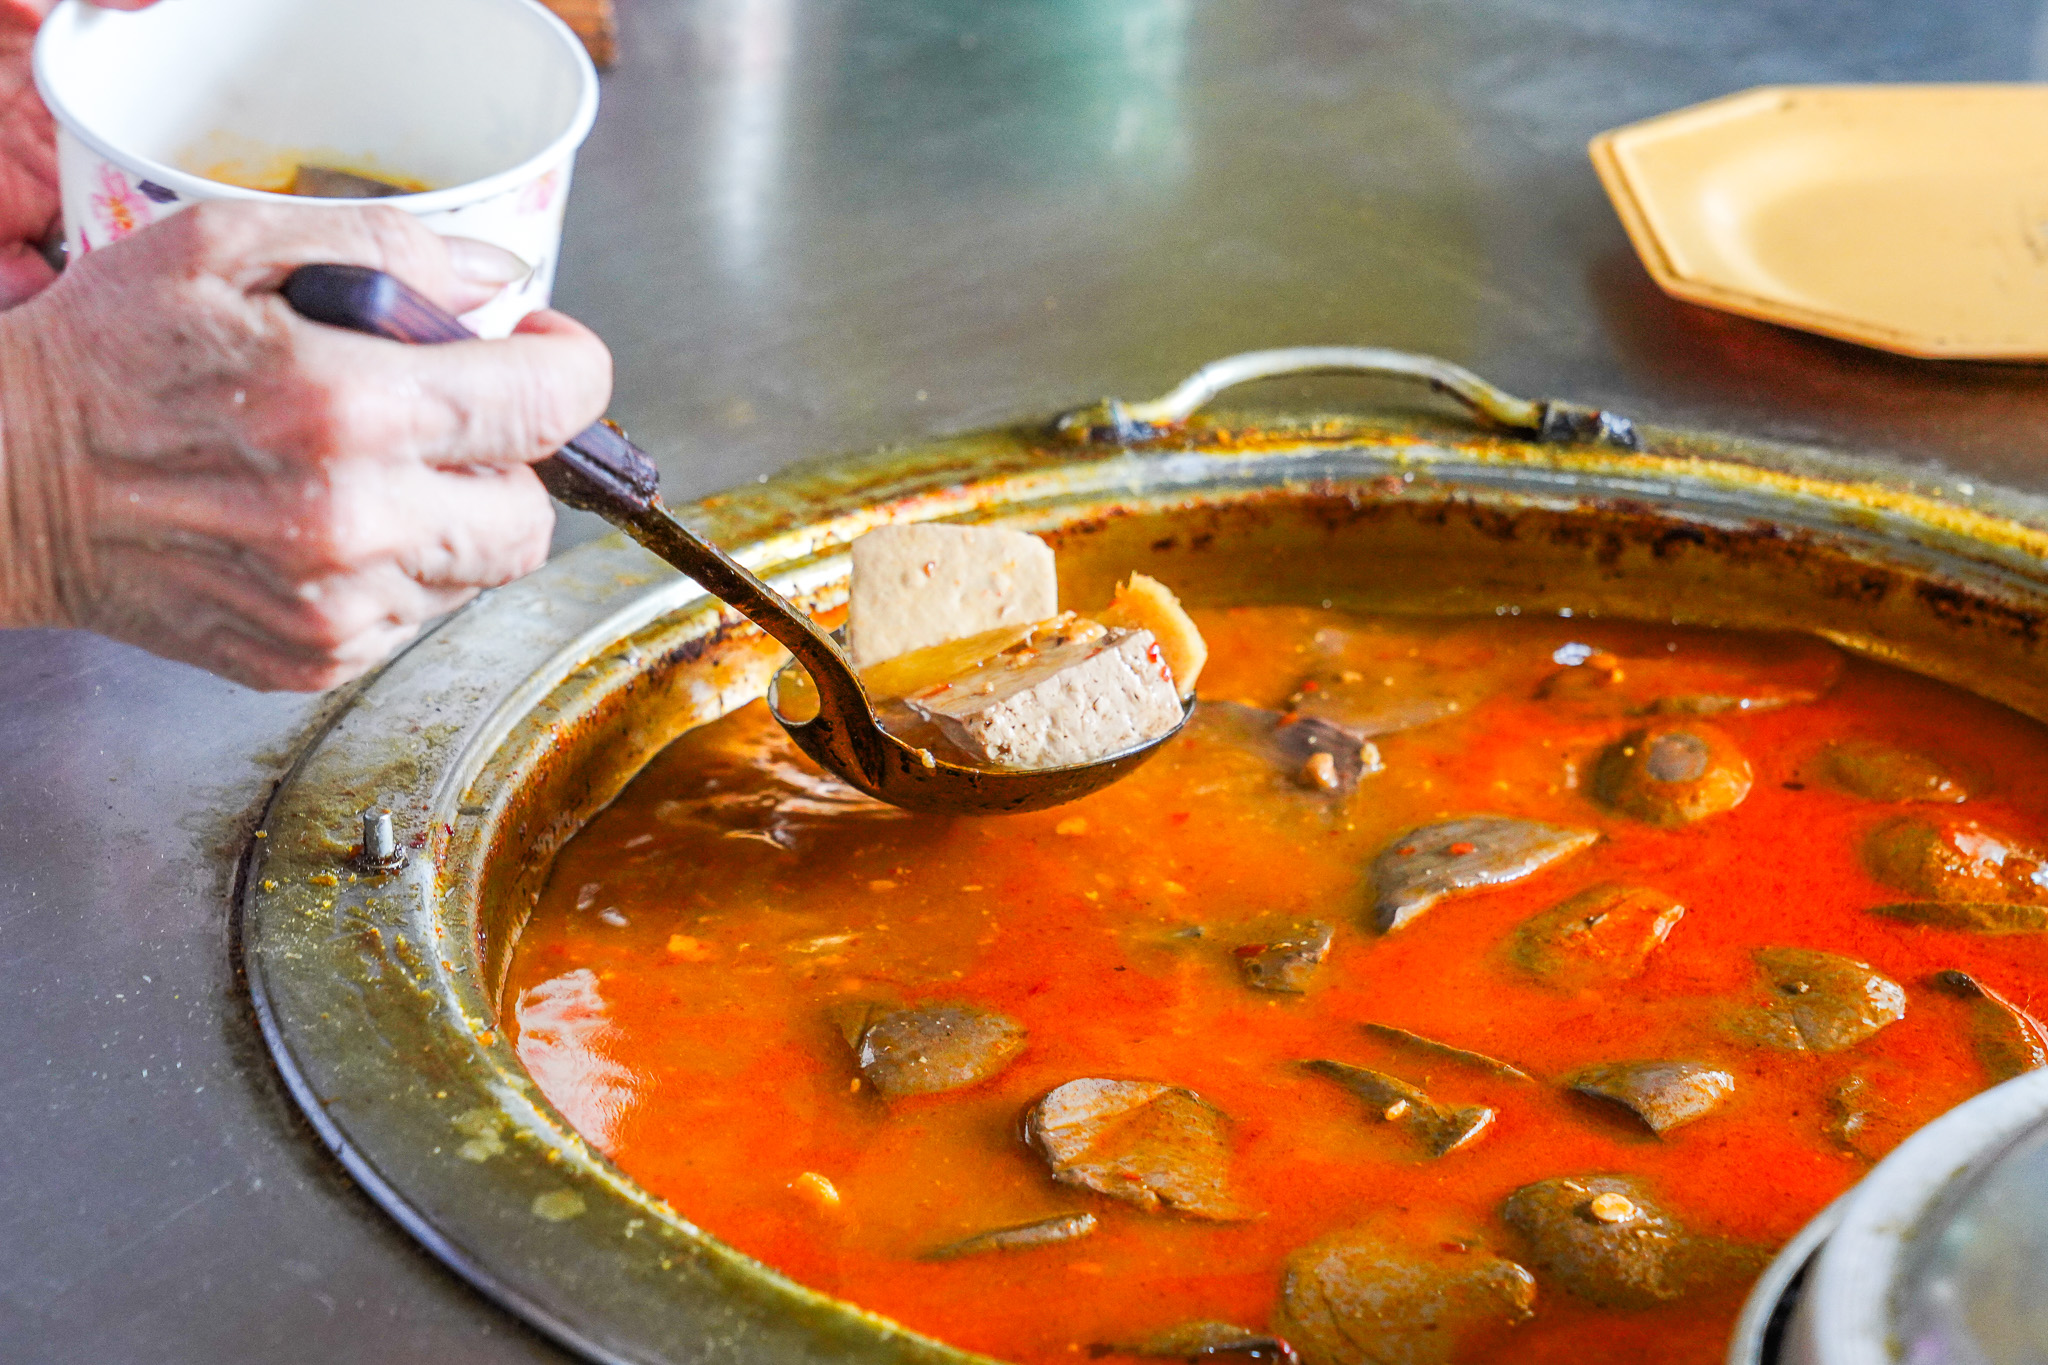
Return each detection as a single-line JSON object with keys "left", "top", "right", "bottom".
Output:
{"left": 505, "top": 607, "right": 2048, "bottom": 1365}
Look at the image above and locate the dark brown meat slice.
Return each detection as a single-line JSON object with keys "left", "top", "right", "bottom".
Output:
{"left": 846, "top": 1004, "right": 1027, "bottom": 1097}
{"left": 1871, "top": 901, "right": 2048, "bottom": 933}
{"left": 1501, "top": 1174, "right": 1765, "bottom": 1309}
{"left": 1370, "top": 817, "right": 1599, "bottom": 931}
{"left": 1592, "top": 723, "right": 1752, "bottom": 827}
{"left": 1191, "top": 701, "right": 1381, "bottom": 795}
{"left": 1360, "top": 1023, "right": 1533, "bottom": 1083}
{"left": 1301, "top": 1060, "right": 1493, "bottom": 1157}
{"left": 1287, "top": 674, "right": 1465, "bottom": 740}
{"left": 1236, "top": 922, "right": 1335, "bottom": 993}
{"left": 1537, "top": 652, "right": 1634, "bottom": 711}
{"left": 1826, "top": 1068, "right": 1954, "bottom": 1163}
{"left": 1535, "top": 634, "right": 1841, "bottom": 719}
{"left": 1933, "top": 970, "right": 2048, "bottom": 1081}
{"left": 1828, "top": 1073, "right": 1884, "bottom": 1159}
{"left": 653, "top": 709, "right": 907, "bottom": 853}
{"left": 1025, "top": 1079, "right": 1242, "bottom": 1220}
{"left": 1734, "top": 947, "right": 1906, "bottom": 1053}
{"left": 1825, "top": 1072, "right": 1923, "bottom": 1162}
{"left": 922, "top": 1212, "right": 1097, "bottom": 1261}
{"left": 1509, "top": 883, "right": 1685, "bottom": 991}
{"left": 1272, "top": 717, "right": 1383, "bottom": 794}
{"left": 1110, "top": 1321, "right": 1300, "bottom": 1365}
{"left": 1817, "top": 740, "right": 1968, "bottom": 804}
{"left": 1565, "top": 1061, "right": 1735, "bottom": 1135}
{"left": 1273, "top": 1229, "right": 1535, "bottom": 1365}
{"left": 1865, "top": 816, "right": 2048, "bottom": 905}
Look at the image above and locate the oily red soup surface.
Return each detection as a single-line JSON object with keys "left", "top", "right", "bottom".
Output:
{"left": 504, "top": 608, "right": 2048, "bottom": 1364}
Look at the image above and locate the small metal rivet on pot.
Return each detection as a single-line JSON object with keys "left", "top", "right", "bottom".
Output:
{"left": 358, "top": 808, "right": 404, "bottom": 873}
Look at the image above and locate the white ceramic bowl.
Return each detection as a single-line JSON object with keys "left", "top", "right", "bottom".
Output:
{"left": 1736, "top": 1068, "right": 2048, "bottom": 1365}
{"left": 33, "top": 0, "right": 599, "bottom": 337}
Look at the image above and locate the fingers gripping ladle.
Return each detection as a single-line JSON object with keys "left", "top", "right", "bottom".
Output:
{"left": 280, "top": 264, "right": 1187, "bottom": 816}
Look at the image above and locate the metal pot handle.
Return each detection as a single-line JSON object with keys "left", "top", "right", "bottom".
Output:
{"left": 1053, "top": 345, "right": 1639, "bottom": 449}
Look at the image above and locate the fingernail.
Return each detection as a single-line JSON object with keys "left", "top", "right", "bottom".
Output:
{"left": 444, "top": 237, "right": 531, "bottom": 288}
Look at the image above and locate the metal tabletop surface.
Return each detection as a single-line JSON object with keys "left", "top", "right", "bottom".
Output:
{"left": 6, "top": 1, "right": 2047, "bottom": 1360}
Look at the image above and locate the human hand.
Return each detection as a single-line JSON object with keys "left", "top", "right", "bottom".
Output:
{"left": 0, "top": 0, "right": 60, "bottom": 305}
{"left": 0, "top": 0, "right": 164, "bottom": 306}
{"left": 0, "top": 199, "right": 612, "bottom": 690}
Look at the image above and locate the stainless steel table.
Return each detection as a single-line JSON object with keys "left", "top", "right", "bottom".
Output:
{"left": 7, "top": 1, "right": 2047, "bottom": 1359}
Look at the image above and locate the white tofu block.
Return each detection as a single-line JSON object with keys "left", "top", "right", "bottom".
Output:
{"left": 846, "top": 525, "right": 1057, "bottom": 668}
{"left": 909, "top": 627, "right": 1183, "bottom": 769}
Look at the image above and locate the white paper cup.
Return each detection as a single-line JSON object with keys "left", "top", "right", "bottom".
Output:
{"left": 33, "top": 0, "right": 599, "bottom": 337}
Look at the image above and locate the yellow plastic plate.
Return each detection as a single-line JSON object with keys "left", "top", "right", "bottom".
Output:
{"left": 1591, "top": 85, "right": 2048, "bottom": 360}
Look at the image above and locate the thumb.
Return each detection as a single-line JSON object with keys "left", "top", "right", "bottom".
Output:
{"left": 0, "top": 242, "right": 56, "bottom": 309}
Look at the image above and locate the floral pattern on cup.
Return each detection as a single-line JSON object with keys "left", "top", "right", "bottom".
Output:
{"left": 88, "top": 162, "right": 157, "bottom": 247}
{"left": 517, "top": 167, "right": 561, "bottom": 216}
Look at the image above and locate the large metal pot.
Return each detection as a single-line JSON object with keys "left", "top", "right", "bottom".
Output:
{"left": 239, "top": 351, "right": 2048, "bottom": 1365}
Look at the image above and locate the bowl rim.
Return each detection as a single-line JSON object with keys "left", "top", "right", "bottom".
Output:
{"left": 33, "top": 0, "right": 600, "bottom": 211}
{"left": 1779, "top": 1070, "right": 2048, "bottom": 1365}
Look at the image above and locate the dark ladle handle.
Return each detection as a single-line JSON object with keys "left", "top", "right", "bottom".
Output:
{"left": 279, "top": 265, "right": 867, "bottom": 724}
{"left": 279, "top": 264, "right": 661, "bottom": 512}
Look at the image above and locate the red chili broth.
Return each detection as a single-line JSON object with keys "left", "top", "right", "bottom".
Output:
{"left": 504, "top": 607, "right": 2048, "bottom": 1364}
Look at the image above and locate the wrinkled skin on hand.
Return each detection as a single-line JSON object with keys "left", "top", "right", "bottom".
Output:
{"left": 0, "top": 199, "right": 612, "bottom": 689}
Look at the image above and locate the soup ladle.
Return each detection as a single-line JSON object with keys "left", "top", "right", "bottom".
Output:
{"left": 280, "top": 263, "right": 1189, "bottom": 816}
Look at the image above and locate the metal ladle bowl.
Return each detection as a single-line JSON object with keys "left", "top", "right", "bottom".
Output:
{"left": 762, "top": 651, "right": 1194, "bottom": 815}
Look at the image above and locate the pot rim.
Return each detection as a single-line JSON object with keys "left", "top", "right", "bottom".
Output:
{"left": 239, "top": 407, "right": 2048, "bottom": 1365}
